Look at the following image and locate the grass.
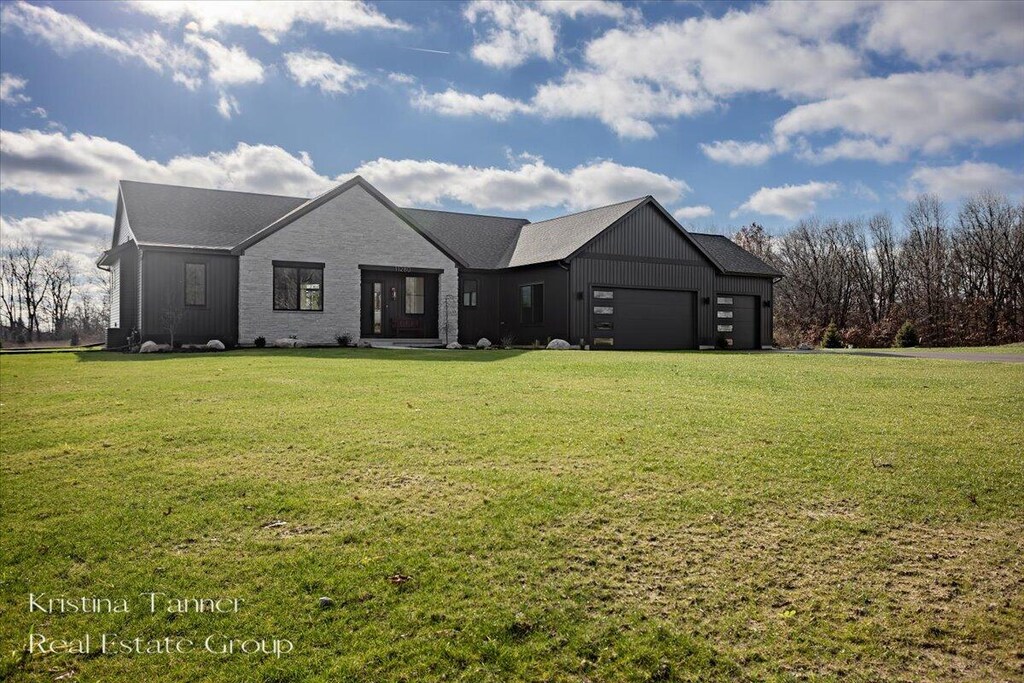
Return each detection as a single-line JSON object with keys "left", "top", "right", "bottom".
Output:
{"left": 1, "top": 348, "right": 1022, "bottom": 682}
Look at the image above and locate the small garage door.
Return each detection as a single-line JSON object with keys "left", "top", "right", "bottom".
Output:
{"left": 715, "top": 294, "right": 759, "bottom": 349}
{"left": 591, "top": 287, "right": 696, "bottom": 350}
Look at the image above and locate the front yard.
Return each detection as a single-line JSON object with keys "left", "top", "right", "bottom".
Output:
{"left": 1, "top": 349, "right": 1021, "bottom": 681}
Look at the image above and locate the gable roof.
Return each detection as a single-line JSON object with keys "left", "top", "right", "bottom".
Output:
{"left": 505, "top": 197, "right": 647, "bottom": 268}
{"left": 400, "top": 208, "right": 529, "bottom": 269}
{"left": 690, "top": 233, "right": 783, "bottom": 277}
{"left": 118, "top": 180, "right": 307, "bottom": 249}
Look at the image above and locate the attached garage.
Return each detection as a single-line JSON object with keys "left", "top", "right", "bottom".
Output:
{"left": 591, "top": 287, "right": 696, "bottom": 350}
{"left": 715, "top": 294, "right": 759, "bottom": 349}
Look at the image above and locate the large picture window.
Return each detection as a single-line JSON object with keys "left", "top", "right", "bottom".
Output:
{"left": 184, "top": 262, "right": 206, "bottom": 307}
{"left": 273, "top": 262, "right": 323, "bottom": 311}
{"left": 520, "top": 283, "right": 544, "bottom": 325}
{"left": 405, "top": 276, "right": 424, "bottom": 314}
{"left": 462, "top": 279, "right": 478, "bottom": 308}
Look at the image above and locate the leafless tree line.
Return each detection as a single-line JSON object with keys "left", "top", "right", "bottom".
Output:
{"left": 1, "top": 239, "right": 109, "bottom": 344}
{"left": 735, "top": 191, "right": 1024, "bottom": 347}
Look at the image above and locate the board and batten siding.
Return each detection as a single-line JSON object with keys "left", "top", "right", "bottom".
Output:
{"left": 139, "top": 249, "right": 238, "bottom": 345}
{"left": 570, "top": 203, "right": 774, "bottom": 347}
{"left": 238, "top": 184, "right": 459, "bottom": 345}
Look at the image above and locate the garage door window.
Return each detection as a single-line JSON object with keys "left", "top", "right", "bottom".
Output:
{"left": 594, "top": 306, "right": 614, "bottom": 315}
{"left": 594, "top": 290, "right": 614, "bottom": 299}
{"left": 717, "top": 324, "right": 733, "bottom": 332}
{"left": 717, "top": 311, "right": 733, "bottom": 318}
{"left": 717, "top": 296, "right": 733, "bottom": 305}
{"left": 520, "top": 283, "right": 544, "bottom": 325}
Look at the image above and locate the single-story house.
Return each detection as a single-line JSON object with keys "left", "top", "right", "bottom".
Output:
{"left": 98, "top": 176, "right": 781, "bottom": 350}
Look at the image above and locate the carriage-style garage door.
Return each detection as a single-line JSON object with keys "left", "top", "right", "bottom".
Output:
{"left": 591, "top": 287, "right": 696, "bottom": 350}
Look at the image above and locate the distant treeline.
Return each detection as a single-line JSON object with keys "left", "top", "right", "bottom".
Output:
{"left": 733, "top": 191, "right": 1024, "bottom": 348}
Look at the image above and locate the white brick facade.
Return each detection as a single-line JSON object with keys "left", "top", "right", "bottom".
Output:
{"left": 238, "top": 184, "right": 458, "bottom": 345}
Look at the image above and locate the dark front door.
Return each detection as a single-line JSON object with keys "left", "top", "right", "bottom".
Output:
{"left": 360, "top": 270, "right": 439, "bottom": 338}
{"left": 590, "top": 287, "right": 696, "bottom": 350}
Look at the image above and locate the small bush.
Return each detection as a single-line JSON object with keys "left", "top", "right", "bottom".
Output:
{"left": 69, "top": 331, "right": 80, "bottom": 346}
{"left": 336, "top": 333, "right": 352, "bottom": 347}
{"left": 499, "top": 334, "right": 515, "bottom": 349}
{"left": 821, "top": 322, "right": 843, "bottom": 349}
{"left": 254, "top": 336, "right": 266, "bottom": 348}
{"left": 893, "top": 320, "right": 919, "bottom": 348}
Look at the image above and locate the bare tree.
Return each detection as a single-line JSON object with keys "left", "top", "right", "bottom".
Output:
{"left": 4, "top": 240, "right": 47, "bottom": 340}
{"left": 42, "top": 252, "right": 76, "bottom": 337}
{"left": 160, "top": 292, "right": 185, "bottom": 348}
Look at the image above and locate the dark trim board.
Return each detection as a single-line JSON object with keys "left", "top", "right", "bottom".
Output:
{"left": 358, "top": 264, "right": 445, "bottom": 274}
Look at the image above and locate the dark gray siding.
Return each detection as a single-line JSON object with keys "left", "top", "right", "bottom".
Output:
{"left": 458, "top": 271, "right": 501, "bottom": 344}
{"left": 458, "top": 264, "right": 569, "bottom": 344}
{"left": 570, "top": 204, "right": 774, "bottom": 347}
{"left": 140, "top": 249, "right": 238, "bottom": 345}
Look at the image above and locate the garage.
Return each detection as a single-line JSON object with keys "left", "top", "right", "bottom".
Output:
{"left": 591, "top": 287, "right": 696, "bottom": 350}
{"left": 715, "top": 294, "right": 759, "bottom": 349}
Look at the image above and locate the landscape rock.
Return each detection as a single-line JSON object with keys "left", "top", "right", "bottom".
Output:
{"left": 546, "top": 339, "right": 572, "bottom": 350}
{"left": 139, "top": 341, "right": 159, "bottom": 353}
{"left": 318, "top": 597, "right": 334, "bottom": 609}
{"left": 274, "top": 338, "right": 307, "bottom": 348}
{"left": 797, "top": 343, "right": 813, "bottom": 351}
{"left": 357, "top": 340, "right": 372, "bottom": 348}
{"left": 446, "top": 342, "right": 462, "bottom": 349}
{"left": 206, "top": 339, "right": 225, "bottom": 351}
{"left": 476, "top": 338, "right": 492, "bottom": 349}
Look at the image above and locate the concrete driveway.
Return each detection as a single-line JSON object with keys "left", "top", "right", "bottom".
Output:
{"left": 781, "top": 349, "right": 1024, "bottom": 363}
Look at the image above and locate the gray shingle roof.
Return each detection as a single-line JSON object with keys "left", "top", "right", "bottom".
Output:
{"left": 400, "top": 208, "right": 528, "bottom": 269}
{"left": 505, "top": 197, "right": 647, "bottom": 267}
{"left": 119, "top": 180, "right": 308, "bottom": 249}
{"left": 690, "top": 233, "right": 782, "bottom": 277}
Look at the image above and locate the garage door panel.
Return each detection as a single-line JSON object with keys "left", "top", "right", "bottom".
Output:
{"left": 716, "top": 294, "right": 758, "bottom": 349}
{"left": 592, "top": 288, "right": 695, "bottom": 350}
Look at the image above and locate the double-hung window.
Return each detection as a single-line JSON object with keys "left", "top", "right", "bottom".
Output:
{"left": 462, "top": 279, "right": 478, "bottom": 308}
{"left": 273, "top": 262, "right": 324, "bottom": 311}
{"left": 520, "top": 283, "right": 544, "bottom": 325}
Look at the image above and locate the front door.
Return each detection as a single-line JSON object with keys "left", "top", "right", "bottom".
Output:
{"left": 360, "top": 270, "right": 439, "bottom": 338}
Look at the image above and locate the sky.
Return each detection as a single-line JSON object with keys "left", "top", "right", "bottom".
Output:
{"left": 1, "top": 0, "right": 1022, "bottom": 268}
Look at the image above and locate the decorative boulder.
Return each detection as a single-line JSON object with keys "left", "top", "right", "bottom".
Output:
{"left": 476, "top": 338, "right": 492, "bottom": 349}
{"left": 357, "top": 340, "right": 372, "bottom": 348}
{"left": 446, "top": 342, "right": 462, "bottom": 350}
{"left": 139, "top": 341, "right": 159, "bottom": 353}
{"left": 274, "top": 338, "right": 307, "bottom": 348}
{"left": 206, "top": 339, "right": 226, "bottom": 351}
{"left": 546, "top": 339, "right": 572, "bottom": 350}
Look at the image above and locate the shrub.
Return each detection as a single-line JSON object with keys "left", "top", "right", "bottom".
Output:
{"left": 821, "top": 322, "right": 843, "bottom": 349}
{"left": 893, "top": 320, "right": 919, "bottom": 348}
{"left": 336, "top": 333, "right": 352, "bottom": 347}
{"left": 254, "top": 336, "right": 266, "bottom": 348}
{"left": 499, "top": 334, "right": 516, "bottom": 349}
{"left": 69, "top": 331, "right": 80, "bottom": 347}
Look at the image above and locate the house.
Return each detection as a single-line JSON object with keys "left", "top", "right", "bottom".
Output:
{"left": 98, "top": 176, "right": 781, "bottom": 351}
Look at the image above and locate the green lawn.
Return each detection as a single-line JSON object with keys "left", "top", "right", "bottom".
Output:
{"left": 1, "top": 349, "right": 1022, "bottom": 682}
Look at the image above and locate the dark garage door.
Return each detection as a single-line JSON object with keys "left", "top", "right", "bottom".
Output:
{"left": 716, "top": 294, "right": 759, "bottom": 349}
{"left": 591, "top": 287, "right": 696, "bottom": 350}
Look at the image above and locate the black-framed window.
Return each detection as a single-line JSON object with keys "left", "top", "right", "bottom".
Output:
{"left": 184, "top": 262, "right": 206, "bottom": 307}
{"left": 462, "top": 279, "right": 478, "bottom": 307}
{"left": 520, "top": 283, "right": 544, "bottom": 325}
{"left": 273, "top": 263, "right": 323, "bottom": 311}
{"left": 405, "top": 276, "right": 424, "bottom": 315}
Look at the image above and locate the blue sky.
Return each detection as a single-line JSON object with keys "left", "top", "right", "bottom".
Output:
{"left": 1, "top": 0, "right": 1022, "bottom": 264}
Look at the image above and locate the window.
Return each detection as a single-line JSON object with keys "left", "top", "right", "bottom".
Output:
{"left": 405, "top": 276, "right": 424, "bottom": 314}
{"left": 520, "top": 283, "right": 544, "bottom": 324}
{"left": 596, "top": 321, "right": 613, "bottom": 331}
{"left": 462, "top": 279, "right": 478, "bottom": 307}
{"left": 185, "top": 263, "right": 206, "bottom": 307}
{"left": 593, "top": 290, "right": 614, "bottom": 300}
{"left": 594, "top": 306, "right": 614, "bottom": 315}
{"left": 273, "top": 263, "right": 323, "bottom": 311}
{"left": 717, "top": 324, "right": 733, "bottom": 332}
{"left": 717, "top": 296, "right": 733, "bottom": 305}
{"left": 717, "top": 311, "right": 733, "bottom": 319}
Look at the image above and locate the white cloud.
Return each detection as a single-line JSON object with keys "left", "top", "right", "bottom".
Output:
{"left": 673, "top": 205, "right": 713, "bottom": 220}
{"left": 284, "top": 51, "right": 366, "bottom": 95}
{"left": 183, "top": 32, "right": 264, "bottom": 86}
{"left": 216, "top": 93, "right": 240, "bottom": 119}
{"left": 734, "top": 181, "right": 839, "bottom": 219}
{"left": 775, "top": 68, "right": 1024, "bottom": 162}
{"left": 463, "top": 0, "right": 635, "bottom": 69}
{"left": 902, "top": 162, "right": 1024, "bottom": 201}
{"left": 0, "top": 211, "right": 112, "bottom": 255}
{"left": 0, "top": 73, "right": 31, "bottom": 104}
{"left": 864, "top": 0, "right": 1024, "bottom": 66}
{"left": 412, "top": 89, "right": 529, "bottom": 120}
{"left": 128, "top": 0, "right": 409, "bottom": 43}
{"left": 700, "top": 139, "right": 782, "bottom": 166}
{"left": 1, "top": 1, "right": 204, "bottom": 87}
{"left": 387, "top": 72, "right": 416, "bottom": 85}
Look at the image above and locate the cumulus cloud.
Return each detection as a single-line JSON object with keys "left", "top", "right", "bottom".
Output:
{"left": 0, "top": 127, "right": 688, "bottom": 214}
{"left": 412, "top": 89, "right": 530, "bottom": 120}
{"left": 284, "top": 51, "right": 366, "bottom": 95}
{"left": 700, "top": 139, "right": 783, "bottom": 166}
{"left": 734, "top": 181, "right": 839, "bottom": 219}
{"left": 216, "top": 93, "right": 240, "bottom": 119}
{"left": 183, "top": 32, "right": 264, "bottom": 86}
{"left": 673, "top": 205, "right": 713, "bottom": 220}
{"left": 128, "top": 0, "right": 409, "bottom": 43}
{"left": 902, "top": 162, "right": 1024, "bottom": 201}
{"left": 463, "top": 0, "right": 634, "bottom": 69}
{"left": 0, "top": 73, "right": 31, "bottom": 104}
{"left": 0, "top": 211, "right": 112, "bottom": 255}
